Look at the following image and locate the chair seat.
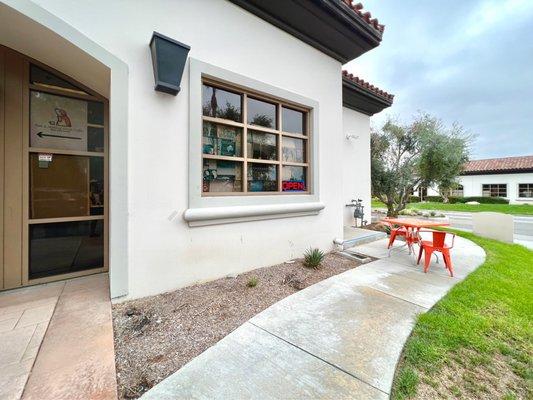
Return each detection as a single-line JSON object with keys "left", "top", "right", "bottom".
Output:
{"left": 421, "top": 240, "right": 451, "bottom": 249}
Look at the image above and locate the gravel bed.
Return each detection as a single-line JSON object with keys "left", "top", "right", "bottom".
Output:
{"left": 112, "top": 252, "right": 361, "bottom": 399}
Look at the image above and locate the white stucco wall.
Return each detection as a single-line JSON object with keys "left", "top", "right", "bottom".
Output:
{"left": 459, "top": 173, "right": 533, "bottom": 204}
{"left": 342, "top": 108, "right": 371, "bottom": 226}
{"left": 23, "top": 0, "right": 345, "bottom": 299}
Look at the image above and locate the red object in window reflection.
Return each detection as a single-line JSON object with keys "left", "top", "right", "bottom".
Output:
{"left": 282, "top": 180, "right": 305, "bottom": 191}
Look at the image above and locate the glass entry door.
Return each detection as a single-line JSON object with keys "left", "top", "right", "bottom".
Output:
{"left": 26, "top": 64, "right": 108, "bottom": 281}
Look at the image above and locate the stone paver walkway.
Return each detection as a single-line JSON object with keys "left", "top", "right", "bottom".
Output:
{"left": 0, "top": 281, "right": 63, "bottom": 400}
{"left": 0, "top": 274, "right": 117, "bottom": 400}
{"left": 142, "top": 236, "right": 485, "bottom": 399}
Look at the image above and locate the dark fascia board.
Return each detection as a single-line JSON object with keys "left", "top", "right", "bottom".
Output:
{"left": 461, "top": 169, "right": 533, "bottom": 176}
{"left": 228, "top": 0, "right": 382, "bottom": 63}
{"left": 342, "top": 76, "right": 393, "bottom": 116}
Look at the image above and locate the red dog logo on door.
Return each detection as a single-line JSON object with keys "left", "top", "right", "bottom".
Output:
{"left": 53, "top": 108, "right": 72, "bottom": 127}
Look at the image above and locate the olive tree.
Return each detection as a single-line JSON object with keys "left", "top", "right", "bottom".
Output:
{"left": 371, "top": 114, "right": 471, "bottom": 216}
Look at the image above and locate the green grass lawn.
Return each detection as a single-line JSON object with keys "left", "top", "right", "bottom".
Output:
{"left": 392, "top": 231, "right": 533, "bottom": 399}
{"left": 371, "top": 200, "right": 533, "bottom": 216}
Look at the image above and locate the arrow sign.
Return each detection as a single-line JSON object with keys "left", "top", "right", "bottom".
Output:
{"left": 37, "top": 132, "right": 82, "bottom": 140}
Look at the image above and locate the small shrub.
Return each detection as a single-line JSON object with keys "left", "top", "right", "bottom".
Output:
{"left": 399, "top": 208, "right": 418, "bottom": 216}
{"left": 303, "top": 248, "right": 325, "bottom": 269}
{"left": 408, "top": 195, "right": 421, "bottom": 203}
{"left": 247, "top": 277, "right": 258, "bottom": 287}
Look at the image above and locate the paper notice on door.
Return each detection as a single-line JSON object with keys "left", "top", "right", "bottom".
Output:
{"left": 30, "top": 91, "right": 88, "bottom": 151}
{"left": 38, "top": 153, "right": 53, "bottom": 162}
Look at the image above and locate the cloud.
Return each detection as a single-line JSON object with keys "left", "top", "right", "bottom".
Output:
{"left": 345, "top": 0, "right": 533, "bottom": 159}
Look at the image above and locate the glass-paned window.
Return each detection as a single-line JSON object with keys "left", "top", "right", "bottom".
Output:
{"left": 203, "top": 159, "right": 242, "bottom": 192}
{"left": 28, "top": 63, "right": 107, "bottom": 280}
{"left": 248, "top": 163, "right": 277, "bottom": 192}
{"left": 203, "top": 122, "right": 242, "bottom": 157}
{"left": 30, "top": 64, "right": 88, "bottom": 94}
{"left": 248, "top": 130, "right": 277, "bottom": 160}
{"left": 88, "top": 101, "right": 104, "bottom": 125}
{"left": 482, "top": 184, "right": 507, "bottom": 198}
{"left": 29, "top": 220, "right": 104, "bottom": 279}
{"left": 29, "top": 154, "right": 104, "bottom": 219}
{"left": 518, "top": 183, "right": 533, "bottom": 198}
{"left": 282, "top": 166, "right": 307, "bottom": 192}
{"left": 202, "top": 85, "right": 242, "bottom": 122}
{"left": 282, "top": 106, "right": 305, "bottom": 134}
{"left": 247, "top": 97, "right": 277, "bottom": 129}
{"left": 201, "top": 80, "right": 310, "bottom": 194}
{"left": 451, "top": 184, "right": 464, "bottom": 197}
{"left": 282, "top": 136, "right": 306, "bottom": 163}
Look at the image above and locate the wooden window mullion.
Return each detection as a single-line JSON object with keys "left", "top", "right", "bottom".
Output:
{"left": 202, "top": 81, "right": 310, "bottom": 196}
{"left": 277, "top": 103, "right": 283, "bottom": 192}
{"left": 243, "top": 93, "right": 248, "bottom": 193}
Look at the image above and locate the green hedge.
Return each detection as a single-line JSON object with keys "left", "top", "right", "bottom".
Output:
{"left": 420, "top": 196, "right": 510, "bottom": 205}
{"left": 408, "top": 196, "right": 421, "bottom": 203}
{"left": 425, "top": 196, "right": 443, "bottom": 202}
{"left": 454, "top": 196, "right": 509, "bottom": 204}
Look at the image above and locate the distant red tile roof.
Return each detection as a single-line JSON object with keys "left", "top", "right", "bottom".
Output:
{"left": 462, "top": 156, "right": 533, "bottom": 174}
{"left": 342, "top": 70, "right": 394, "bottom": 102}
{"left": 340, "top": 0, "right": 385, "bottom": 33}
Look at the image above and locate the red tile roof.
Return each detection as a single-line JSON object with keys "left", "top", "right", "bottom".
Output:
{"left": 341, "top": 0, "right": 385, "bottom": 33}
{"left": 463, "top": 156, "right": 533, "bottom": 174}
{"left": 342, "top": 70, "right": 394, "bottom": 102}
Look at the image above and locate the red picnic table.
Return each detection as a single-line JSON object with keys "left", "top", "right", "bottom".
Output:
{"left": 382, "top": 217, "right": 449, "bottom": 255}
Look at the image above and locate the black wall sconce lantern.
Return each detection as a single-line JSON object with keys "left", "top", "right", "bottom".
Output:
{"left": 149, "top": 32, "right": 190, "bottom": 95}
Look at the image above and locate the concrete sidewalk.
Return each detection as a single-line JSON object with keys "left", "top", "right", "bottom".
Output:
{"left": 142, "top": 237, "right": 485, "bottom": 400}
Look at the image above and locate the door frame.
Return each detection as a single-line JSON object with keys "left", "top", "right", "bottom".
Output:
{"left": 1, "top": 44, "right": 109, "bottom": 288}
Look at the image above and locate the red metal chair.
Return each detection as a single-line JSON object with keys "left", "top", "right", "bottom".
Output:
{"left": 416, "top": 230, "right": 456, "bottom": 276}
{"left": 381, "top": 221, "right": 408, "bottom": 249}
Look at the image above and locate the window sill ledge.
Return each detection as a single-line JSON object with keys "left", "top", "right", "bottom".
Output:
{"left": 183, "top": 202, "right": 325, "bottom": 226}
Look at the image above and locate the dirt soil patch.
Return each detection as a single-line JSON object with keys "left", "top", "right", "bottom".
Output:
{"left": 413, "top": 349, "right": 530, "bottom": 399}
{"left": 362, "top": 222, "right": 389, "bottom": 233}
{"left": 113, "top": 252, "right": 361, "bottom": 399}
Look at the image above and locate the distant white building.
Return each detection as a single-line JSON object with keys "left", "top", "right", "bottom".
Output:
{"left": 458, "top": 156, "right": 533, "bottom": 204}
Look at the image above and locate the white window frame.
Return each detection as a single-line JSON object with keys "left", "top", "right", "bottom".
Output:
{"left": 517, "top": 183, "right": 533, "bottom": 199}
{"left": 184, "top": 59, "right": 322, "bottom": 226}
{"left": 482, "top": 183, "right": 507, "bottom": 198}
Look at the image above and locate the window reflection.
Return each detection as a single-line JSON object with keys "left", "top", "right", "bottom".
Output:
{"left": 202, "top": 85, "right": 242, "bottom": 122}
{"left": 282, "top": 107, "right": 305, "bottom": 134}
{"left": 247, "top": 97, "right": 277, "bottom": 129}
{"left": 282, "top": 136, "right": 305, "bottom": 163}
{"left": 248, "top": 130, "right": 277, "bottom": 160}
{"left": 203, "top": 159, "right": 243, "bottom": 192}
{"left": 29, "top": 220, "right": 103, "bottom": 279}
{"left": 30, "top": 64, "right": 88, "bottom": 94}
{"left": 248, "top": 163, "right": 277, "bottom": 192}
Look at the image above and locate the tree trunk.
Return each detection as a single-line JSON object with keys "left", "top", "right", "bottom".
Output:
{"left": 387, "top": 203, "right": 397, "bottom": 217}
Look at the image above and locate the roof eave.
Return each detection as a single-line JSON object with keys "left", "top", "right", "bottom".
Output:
{"left": 342, "top": 77, "right": 393, "bottom": 116}
{"left": 461, "top": 169, "right": 533, "bottom": 176}
{"left": 228, "top": 0, "right": 383, "bottom": 63}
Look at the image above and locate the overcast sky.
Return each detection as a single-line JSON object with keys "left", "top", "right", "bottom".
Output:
{"left": 344, "top": 0, "right": 533, "bottom": 160}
